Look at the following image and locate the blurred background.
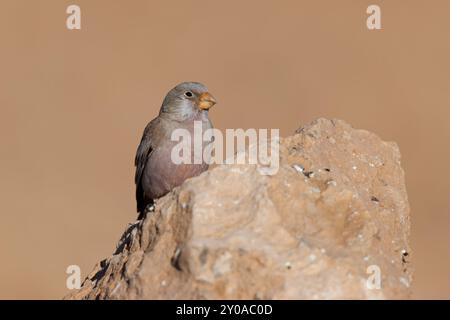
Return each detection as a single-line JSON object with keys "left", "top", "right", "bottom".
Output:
{"left": 1, "top": 0, "right": 449, "bottom": 299}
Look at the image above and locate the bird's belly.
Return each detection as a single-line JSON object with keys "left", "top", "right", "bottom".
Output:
{"left": 142, "top": 146, "right": 209, "bottom": 199}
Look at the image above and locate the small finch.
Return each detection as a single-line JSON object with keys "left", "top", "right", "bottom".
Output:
{"left": 134, "top": 82, "right": 217, "bottom": 219}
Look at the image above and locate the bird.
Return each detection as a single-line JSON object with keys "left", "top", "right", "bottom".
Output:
{"left": 134, "top": 82, "right": 217, "bottom": 219}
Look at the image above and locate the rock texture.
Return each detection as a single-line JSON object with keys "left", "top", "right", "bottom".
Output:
{"left": 66, "top": 118, "right": 412, "bottom": 300}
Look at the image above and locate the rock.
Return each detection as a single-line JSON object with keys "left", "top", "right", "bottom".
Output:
{"left": 65, "top": 118, "right": 412, "bottom": 300}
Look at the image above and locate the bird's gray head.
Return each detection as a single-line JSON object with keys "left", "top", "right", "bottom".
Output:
{"left": 159, "top": 82, "right": 217, "bottom": 120}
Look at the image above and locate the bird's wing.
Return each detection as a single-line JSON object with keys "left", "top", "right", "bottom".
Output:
{"left": 134, "top": 119, "right": 158, "bottom": 213}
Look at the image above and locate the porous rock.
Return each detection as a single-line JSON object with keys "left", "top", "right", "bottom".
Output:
{"left": 65, "top": 118, "right": 412, "bottom": 300}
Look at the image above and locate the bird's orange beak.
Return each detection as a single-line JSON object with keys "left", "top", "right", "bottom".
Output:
{"left": 198, "top": 92, "right": 217, "bottom": 110}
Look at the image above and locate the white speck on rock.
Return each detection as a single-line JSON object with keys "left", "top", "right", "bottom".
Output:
{"left": 399, "top": 277, "right": 410, "bottom": 287}
{"left": 213, "top": 252, "right": 233, "bottom": 276}
{"left": 111, "top": 283, "right": 121, "bottom": 296}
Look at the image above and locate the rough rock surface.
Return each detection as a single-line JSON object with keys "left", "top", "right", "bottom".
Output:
{"left": 65, "top": 118, "right": 412, "bottom": 300}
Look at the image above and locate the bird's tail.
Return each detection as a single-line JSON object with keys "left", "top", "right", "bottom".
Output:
{"left": 137, "top": 210, "right": 146, "bottom": 220}
{"left": 137, "top": 199, "right": 154, "bottom": 220}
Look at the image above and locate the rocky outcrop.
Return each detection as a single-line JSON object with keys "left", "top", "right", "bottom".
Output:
{"left": 65, "top": 118, "right": 412, "bottom": 300}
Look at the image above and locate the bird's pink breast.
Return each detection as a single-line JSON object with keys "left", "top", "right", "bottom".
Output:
{"left": 142, "top": 116, "right": 212, "bottom": 200}
{"left": 143, "top": 144, "right": 209, "bottom": 199}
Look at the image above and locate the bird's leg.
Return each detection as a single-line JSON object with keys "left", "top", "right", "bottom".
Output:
{"left": 137, "top": 202, "right": 155, "bottom": 220}
{"left": 146, "top": 203, "right": 155, "bottom": 212}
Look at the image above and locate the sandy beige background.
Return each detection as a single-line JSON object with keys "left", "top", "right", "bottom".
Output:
{"left": 0, "top": 0, "right": 449, "bottom": 299}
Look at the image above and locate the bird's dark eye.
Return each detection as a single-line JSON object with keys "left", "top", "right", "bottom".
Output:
{"left": 184, "top": 91, "right": 193, "bottom": 97}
